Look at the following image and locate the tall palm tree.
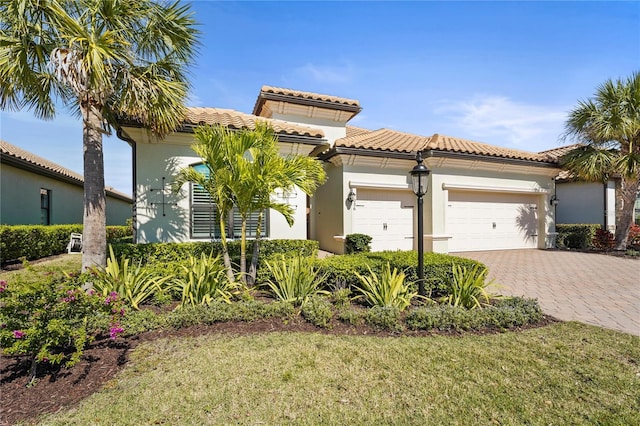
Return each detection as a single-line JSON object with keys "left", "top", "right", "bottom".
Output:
{"left": 0, "top": 0, "right": 199, "bottom": 270}
{"left": 174, "top": 123, "right": 326, "bottom": 284}
{"left": 562, "top": 72, "right": 640, "bottom": 249}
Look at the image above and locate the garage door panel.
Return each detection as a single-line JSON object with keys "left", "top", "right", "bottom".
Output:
{"left": 447, "top": 191, "right": 538, "bottom": 252}
{"left": 353, "top": 189, "right": 414, "bottom": 252}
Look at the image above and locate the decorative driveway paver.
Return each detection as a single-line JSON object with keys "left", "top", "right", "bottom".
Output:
{"left": 453, "top": 249, "right": 640, "bottom": 336}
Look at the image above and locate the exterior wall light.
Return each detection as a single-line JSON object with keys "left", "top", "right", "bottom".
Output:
{"left": 409, "top": 150, "right": 430, "bottom": 296}
{"left": 347, "top": 188, "right": 357, "bottom": 203}
{"left": 550, "top": 195, "right": 559, "bottom": 206}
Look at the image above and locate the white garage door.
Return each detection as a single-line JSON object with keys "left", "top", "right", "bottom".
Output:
{"left": 447, "top": 191, "right": 538, "bottom": 252}
{"left": 352, "top": 189, "right": 414, "bottom": 252}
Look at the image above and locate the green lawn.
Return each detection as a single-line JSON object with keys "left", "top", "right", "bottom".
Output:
{"left": 0, "top": 254, "right": 81, "bottom": 285}
{"left": 37, "top": 323, "right": 640, "bottom": 425}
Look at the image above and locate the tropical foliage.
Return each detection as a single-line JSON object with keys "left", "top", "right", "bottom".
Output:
{"left": 446, "top": 264, "right": 493, "bottom": 309}
{"left": 561, "top": 72, "right": 640, "bottom": 249}
{"left": 0, "top": 0, "right": 199, "bottom": 269}
{"left": 263, "top": 254, "right": 328, "bottom": 306}
{"left": 354, "top": 262, "right": 418, "bottom": 311}
{"left": 173, "top": 123, "right": 326, "bottom": 283}
{"left": 173, "top": 253, "right": 237, "bottom": 307}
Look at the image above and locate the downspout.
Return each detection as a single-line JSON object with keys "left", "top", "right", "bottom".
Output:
{"left": 603, "top": 181, "right": 607, "bottom": 229}
{"left": 116, "top": 128, "right": 137, "bottom": 243}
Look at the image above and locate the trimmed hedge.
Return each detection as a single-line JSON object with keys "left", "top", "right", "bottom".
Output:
{"left": 316, "top": 251, "right": 487, "bottom": 297}
{"left": 0, "top": 225, "right": 132, "bottom": 264}
{"left": 556, "top": 224, "right": 600, "bottom": 249}
{"left": 111, "top": 239, "right": 319, "bottom": 266}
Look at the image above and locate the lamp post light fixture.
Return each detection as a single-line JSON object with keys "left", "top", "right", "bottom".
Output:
{"left": 410, "top": 150, "right": 430, "bottom": 296}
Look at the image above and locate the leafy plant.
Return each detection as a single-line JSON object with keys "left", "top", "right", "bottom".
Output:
{"left": 627, "top": 224, "right": 640, "bottom": 249}
{"left": 301, "top": 296, "right": 334, "bottom": 328}
{"left": 365, "top": 305, "right": 403, "bottom": 331}
{"left": 331, "top": 288, "right": 352, "bottom": 309}
{"left": 592, "top": 228, "right": 616, "bottom": 250}
{"left": 91, "top": 246, "right": 172, "bottom": 310}
{"left": 345, "top": 233, "right": 372, "bottom": 254}
{"left": 354, "top": 263, "right": 417, "bottom": 311}
{"left": 263, "top": 254, "right": 328, "bottom": 306}
{"left": 446, "top": 264, "right": 493, "bottom": 309}
{"left": 0, "top": 278, "right": 125, "bottom": 385}
{"left": 174, "top": 253, "right": 238, "bottom": 307}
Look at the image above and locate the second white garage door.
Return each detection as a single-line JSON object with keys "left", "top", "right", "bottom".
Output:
{"left": 447, "top": 191, "right": 539, "bottom": 252}
{"left": 352, "top": 189, "right": 414, "bottom": 252}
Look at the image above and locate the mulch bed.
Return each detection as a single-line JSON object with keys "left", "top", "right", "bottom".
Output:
{"left": 0, "top": 315, "right": 557, "bottom": 425}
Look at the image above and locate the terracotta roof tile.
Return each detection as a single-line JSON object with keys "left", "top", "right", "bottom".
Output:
{"left": 336, "top": 128, "right": 429, "bottom": 153}
{"left": 538, "top": 144, "right": 583, "bottom": 159}
{"left": 345, "top": 125, "right": 372, "bottom": 137}
{"left": 259, "top": 86, "right": 360, "bottom": 107}
{"left": 184, "top": 107, "right": 325, "bottom": 138}
{"left": 0, "top": 139, "right": 132, "bottom": 200}
{"left": 427, "top": 133, "right": 552, "bottom": 162}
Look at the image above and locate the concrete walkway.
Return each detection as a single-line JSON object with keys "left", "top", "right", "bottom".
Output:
{"left": 453, "top": 249, "right": 640, "bottom": 336}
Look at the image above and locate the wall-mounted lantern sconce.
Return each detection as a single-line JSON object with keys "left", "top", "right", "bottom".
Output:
{"left": 347, "top": 189, "right": 357, "bottom": 203}
{"left": 550, "top": 195, "right": 559, "bottom": 206}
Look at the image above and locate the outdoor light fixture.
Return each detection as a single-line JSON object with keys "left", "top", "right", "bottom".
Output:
{"left": 347, "top": 188, "right": 357, "bottom": 203}
{"left": 410, "top": 150, "right": 430, "bottom": 296}
{"left": 550, "top": 195, "right": 559, "bottom": 206}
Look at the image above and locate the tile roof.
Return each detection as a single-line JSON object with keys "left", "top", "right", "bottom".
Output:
{"left": 345, "top": 125, "right": 372, "bottom": 137}
{"left": 334, "top": 129, "right": 558, "bottom": 163}
{"left": 184, "top": 107, "right": 325, "bottom": 138}
{"left": 0, "top": 139, "right": 132, "bottom": 201}
{"left": 538, "top": 144, "right": 583, "bottom": 159}
{"left": 428, "top": 133, "right": 553, "bottom": 163}
{"left": 259, "top": 86, "right": 361, "bottom": 107}
{"left": 336, "top": 128, "right": 429, "bottom": 153}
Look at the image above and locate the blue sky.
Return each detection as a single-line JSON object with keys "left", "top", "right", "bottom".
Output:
{"left": 1, "top": 1, "right": 638, "bottom": 195}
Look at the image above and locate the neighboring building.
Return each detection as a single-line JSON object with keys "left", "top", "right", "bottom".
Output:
{"left": 0, "top": 140, "right": 132, "bottom": 226}
{"left": 116, "top": 86, "right": 561, "bottom": 253}
{"left": 541, "top": 145, "right": 617, "bottom": 231}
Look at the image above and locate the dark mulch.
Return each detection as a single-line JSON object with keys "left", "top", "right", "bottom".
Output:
{"left": 0, "top": 314, "right": 558, "bottom": 425}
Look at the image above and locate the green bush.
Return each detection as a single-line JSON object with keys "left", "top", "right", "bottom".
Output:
{"left": 318, "top": 251, "right": 486, "bottom": 297}
{"left": 556, "top": 224, "right": 600, "bottom": 249}
{"left": 354, "top": 263, "right": 417, "bottom": 311}
{"left": 165, "top": 300, "right": 295, "bottom": 329}
{"left": 446, "top": 264, "right": 492, "bottom": 309}
{"left": 345, "top": 233, "right": 372, "bottom": 254}
{"left": 173, "top": 253, "right": 237, "bottom": 307}
{"left": 301, "top": 296, "right": 334, "bottom": 328}
{"left": 263, "top": 254, "right": 328, "bottom": 306}
{"left": 0, "top": 224, "right": 132, "bottom": 263}
{"left": 365, "top": 305, "right": 403, "bottom": 331}
{"left": 0, "top": 277, "right": 126, "bottom": 384}
{"left": 405, "top": 297, "right": 543, "bottom": 331}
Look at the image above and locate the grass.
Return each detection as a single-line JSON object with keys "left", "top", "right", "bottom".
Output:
{"left": 0, "top": 254, "right": 81, "bottom": 285}
{"left": 37, "top": 323, "right": 640, "bottom": 425}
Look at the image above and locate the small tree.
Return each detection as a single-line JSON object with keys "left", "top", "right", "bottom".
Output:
{"left": 0, "top": 1, "right": 199, "bottom": 270}
{"left": 562, "top": 72, "right": 640, "bottom": 250}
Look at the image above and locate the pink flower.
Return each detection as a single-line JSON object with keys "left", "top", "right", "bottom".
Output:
{"left": 13, "top": 330, "right": 25, "bottom": 339}
{"left": 0, "top": 280, "right": 7, "bottom": 293}
{"left": 109, "top": 325, "right": 124, "bottom": 340}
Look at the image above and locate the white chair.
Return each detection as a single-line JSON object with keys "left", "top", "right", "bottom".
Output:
{"left": 67, "top": 233, "right": 83, "bottom": 254}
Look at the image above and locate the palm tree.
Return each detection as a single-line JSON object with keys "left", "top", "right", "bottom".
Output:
{"left": 562, "top": 72, "right": 640, "bottom": 249}
{"left": 174, "top": 123, "right": 326, "bottom": 284}
{"left": 0, "top": 0, "right": 199, "bottom": 270}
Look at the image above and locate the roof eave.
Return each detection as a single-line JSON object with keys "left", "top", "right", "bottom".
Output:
{"left": 253, "top": 92, "right": 363, "bottom": 116}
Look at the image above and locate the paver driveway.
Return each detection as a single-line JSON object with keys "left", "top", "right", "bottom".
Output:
{"left": 453, "top": 249, "right": 640, "bottom": 336}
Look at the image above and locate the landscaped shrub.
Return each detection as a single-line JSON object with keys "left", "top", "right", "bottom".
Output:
{"left": 0, "top": 224, "right": 132, "bottom": 264}
{"left": 556, "top": 224, "right": 600, "bottom": 249}
{"left": 301, "top": 296, "right": 334, "bottom": 328}
{"left": 90, "top": 246, "right": 174, "bottom": 310}
{"left": 336, "top": 307, "right": 365, "bottom": 326}
{"left": 331, "top": 288, "right": 352, "bottom": 309}
{"left": 446, "top": 264, "right": 493, "bottom": 309}
{"left": 365, "top": 305, "right": 403, "bottom": 331}
{"left": 345, "top": 233, "right": 372, "bottom": 254}
{"left": 318, "top": 251, "right": 486, "bottom": 297}
{"left": 405, "top": 297, "right": 543, "bottom": 331}
{"left": 263, "top": 254, "right": 328, "bottom": 306}
{"left": 592, "top": 228, "right": 616, "bottom": 250}
{"left": 354, "top": 263, "right": 417, "bottom": 311}
{"left": 165, "top": 300, "right": 295, "bottom": 329}
{"left": 173, "top": 253, "right": 237, "bottom": 307}
{"left": 0, "top": 277, "right": 126, "bottom": 384}
{"left": 628, "top": 224, "right": 640, "bottom": 249}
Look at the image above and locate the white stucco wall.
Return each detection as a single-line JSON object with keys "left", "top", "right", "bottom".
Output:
{"left": 556, "top": 181, "right": 613, "bottom": 227}
{"left": 0, "top": 163, "right": 131, "bottom": 225}
{"left": 312, "top": 163, "right": 345, "bottom": 253}
{"left": 269, "top": 114, "right": 347, "bottom": 146}
{"left": 129, "top": 129, "right": 310, "bottom": 243}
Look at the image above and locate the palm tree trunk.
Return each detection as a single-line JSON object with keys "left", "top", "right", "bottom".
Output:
{"left": 218, "top": 210, "right": 234, "bottom": 282}
{"left": 614, "top": 177, "right": 640, "bottom": 250}
{"left": 248, "top": 210, "right": 264, "bottom": 286}
{"left": 240, "top": 218, "right": 247, "bottom": 283}
{"left": 81, "top": 101, "right": 107, "bottom": 271}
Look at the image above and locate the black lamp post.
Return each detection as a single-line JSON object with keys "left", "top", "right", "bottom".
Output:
{"left": 410, "top": 150, "right": 430, "bottom": 296}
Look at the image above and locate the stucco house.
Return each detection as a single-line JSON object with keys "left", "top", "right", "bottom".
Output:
{"left": 0, "top": 140, "right": 132, "bottom": 226}
{"left": 116, "top": 86, "right": 562, "bottom": 254}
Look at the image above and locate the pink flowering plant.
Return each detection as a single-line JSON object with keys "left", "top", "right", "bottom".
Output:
{"left": 0, "top": 277, "right": 126, "bottom": 385}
